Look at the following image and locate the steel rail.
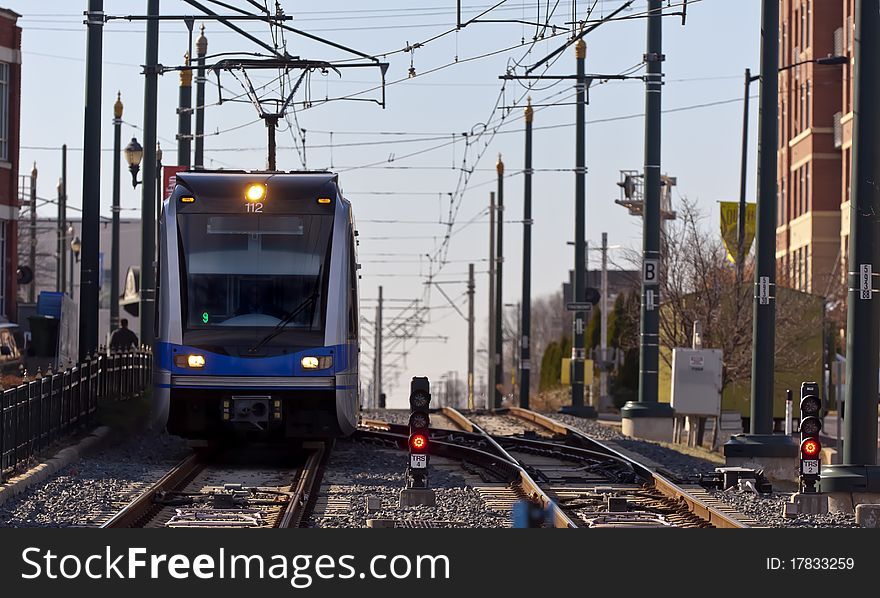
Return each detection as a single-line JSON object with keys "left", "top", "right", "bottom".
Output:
{"left": 440, "top": 407, "right": 579, "bottom": 528}
{"left": 102, "top": 452, "right": 205, "bottom": 528}
{"left": 505, "top": 407, "right": 754, "bottom": 528}
{"left": 278, "top": 441, "right": 330, "bottom": 528}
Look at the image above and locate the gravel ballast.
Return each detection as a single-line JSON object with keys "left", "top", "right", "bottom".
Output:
{"left": 0, "top": 431, "right": 190, "bottom": 528}
{"left": 309, "top": 438, "right": 511, "bottom": 528}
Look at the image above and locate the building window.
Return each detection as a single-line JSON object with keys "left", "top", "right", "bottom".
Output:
{"left": 806, "top": 162, "right": 811, "bottom": 211}
{"left": 806, "top": 81, "right": 811, "bottom": 129}
{"left": 0, "top": 63, "right": 8, "bottom": 161}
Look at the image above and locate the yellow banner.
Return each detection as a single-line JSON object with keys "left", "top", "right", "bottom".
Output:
{"left": 720, "top": 201, "right": 756, "bottom": 263}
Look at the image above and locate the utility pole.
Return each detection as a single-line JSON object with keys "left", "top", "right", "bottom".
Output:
{"left": 494, "top": 155, "right": 504, "bottom": 408}
{"left": 139, "top": 0, "right": 160, "bottom": 350}
{"left": 561, "top": 37, "right": 595, "bottom": 418}
{"left": 520, "top": 98, "right": 533, "bottom": 409}
{"left": 58, "top": 145, "right": 67, "bottom": 295}
{"left": 178, "top": 52, "right": 192, "bottom": 168}
{"left": 737, "top": 68, "right": 758, "bottom": 287}
{"left": 79, "top": 0, "right": 104, "bottom": 360}
{"left": 467, "top": 262, "right": 475, "bottom": 410}
{"left": 822, "top": 0, "right": 880, "bottom": 494}
{"left": 621, "top": 0, "right": 673, "bottom": 435}
{"left": 487, "top": 190, "right": 496, "bottom": 410}
{"left": 194, "top": 24, "right": 207, "bottom": 169}
{"left": 375, "top": 286, "right": 383, "bottom": 408}
{"left": 28, "top": 163, "right": 36, "bottom": 304}
{"left": 600, "top": 232, "right": 609, "bottom": 410}
{"left": 111, "top": 93, "right": 123, "bottom": 332}
{"left": 725, "top": 0, "right": 795, "bottom": 463}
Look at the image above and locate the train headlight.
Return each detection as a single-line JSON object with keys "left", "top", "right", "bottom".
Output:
{"left": 245, "top": 183, "right": 267, "bottom": 202}
{"left": 175, "top": 354, "right": 206, "bottom": 368}
{"left": 301, "top": 355, "right": 332, "bottom": 370}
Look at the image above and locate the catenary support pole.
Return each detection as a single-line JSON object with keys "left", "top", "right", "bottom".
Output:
{"left": 194, "top": 25, "right": 207, "bottom": 169}
{"left": 822, "top": 0, "right": 880, "bottom": 493}
{"left": 749, "top": 0, "right": 779, "bottom": 435}
{"left": 494, "top": 156, "right": 504, "bottom": 408}
{"left": 139, "top": 0, "right": 160, "bottom": 350}
{"left": 377, "top": 285, "right": 383, "bottom": 408}
{"left": 60, "top": 144, "right": 67, "bottom": 295}
{"left": 488, "top": 191, "right": 496, "bottom": 410}
{"left": 600, "top": 232, "right": 608, "bottom": 408}
{"left": 79, "top": 0, "right": 104, "bottom": 360}
{"left": 621, "top": 0, "right": 673, "bottom": 430}
{"left": 520, "top": 98, "right": 533, "bottom": 409}
{"left": 28, "top": 163, "right": 36, "bottom": 304}
{"left": 468, "top": 262, "right": 475, "bottom": 410}
{"left": 177, "top": 53, "right": 192, "bottom": 168}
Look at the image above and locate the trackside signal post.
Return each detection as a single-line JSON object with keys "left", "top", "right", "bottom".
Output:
{"left": 821, "top": 0, "right": 880, "bottom": 500}
{"left": 621, "top": 0, "right": 674, "bottom": 440}
{"left": 784, "top": 382, "right": 829, "bottom": 517}
{"left": 400, "top": 377, "right": 436, "bottom": 507}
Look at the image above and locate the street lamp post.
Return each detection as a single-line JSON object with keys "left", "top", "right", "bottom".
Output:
{"left": 124, "top": 138, "right": 144, "bottom": 188}
{"left": 69, "top": 226, "right": 81, "bottom": 299}
{"left": 111, "top": 93, "right": 123, "bottom": 333}
{"left": 725, "top": 51, "right": 847, "bottom": 464}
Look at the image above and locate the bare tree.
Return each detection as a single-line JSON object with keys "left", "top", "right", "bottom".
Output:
{"left": 623, "top": 198, "right": 822, "bottom": 394}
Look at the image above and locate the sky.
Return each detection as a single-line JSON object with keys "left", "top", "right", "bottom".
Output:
{"left": 7, "top": 1, "right": 762, "bottom": 406}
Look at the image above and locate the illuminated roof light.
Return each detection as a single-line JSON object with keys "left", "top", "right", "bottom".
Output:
{"left": 245, "top": 183, "right": 267, "bottom": 202}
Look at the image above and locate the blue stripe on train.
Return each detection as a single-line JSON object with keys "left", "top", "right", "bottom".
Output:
{"left": 155, "top": 341, "right": 355, "bottom": 377}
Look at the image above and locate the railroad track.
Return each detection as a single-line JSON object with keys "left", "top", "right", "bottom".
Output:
{"left": 103, "top": 442, "right": 329, "bottom": 528}
{"left": 359, "top": 408, "right": 757, "bottom": 528}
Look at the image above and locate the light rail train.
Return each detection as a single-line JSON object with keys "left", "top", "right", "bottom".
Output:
{"left": 153, "top": 171, "right": 359, "bottom": 441}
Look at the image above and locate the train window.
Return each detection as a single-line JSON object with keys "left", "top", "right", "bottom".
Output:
{"left": 177, "top": 213, "right": 333, "bottom": 336}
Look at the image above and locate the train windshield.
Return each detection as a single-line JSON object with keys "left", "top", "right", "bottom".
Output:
{"left": 177, "top": 213, "right": 333, "bottom": 350}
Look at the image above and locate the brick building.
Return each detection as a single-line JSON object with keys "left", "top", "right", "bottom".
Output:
{"left": 776, "top": 0, "right": 844, "bottom": 295}
{"left": 0, "top": 8, "right": 20, "bottom": 319}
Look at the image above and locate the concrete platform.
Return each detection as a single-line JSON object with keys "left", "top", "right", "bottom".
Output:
{"left": 855, "top": 504, "right": 880, "bottom": 528}
{"left": 621, "top": 416, "right": 673, "bottom": 443}
{"left": 783, "top": 492, "right": 828, "bottom": 518}
{"left": 826, "top": 492, "right": 880, "bottom": 514}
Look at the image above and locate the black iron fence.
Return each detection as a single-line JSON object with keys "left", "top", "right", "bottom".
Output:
{"left": 0, "top": 350, "right": 152, "bottom": 481}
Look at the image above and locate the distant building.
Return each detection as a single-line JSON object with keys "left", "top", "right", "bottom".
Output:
{"left": 776, "top": 1, "right": 855, "bottom": 296}
{"left": 0, "top": 8, "right": 20, "bottom": 319}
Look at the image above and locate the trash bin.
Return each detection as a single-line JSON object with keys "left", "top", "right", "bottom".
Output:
{"left": 28, "top": 315, "right": 59, "bottom": 357}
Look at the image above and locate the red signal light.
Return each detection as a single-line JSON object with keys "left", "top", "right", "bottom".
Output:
{"left": 410, "top": 433, "right": 428, "bottom": 452}
{"left": 801, "top": 439, "right": 821, "bottom": 458}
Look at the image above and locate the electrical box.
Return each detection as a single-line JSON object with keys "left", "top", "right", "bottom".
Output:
{"left": 670, "top": 348, "right": 722, "bottom": 416}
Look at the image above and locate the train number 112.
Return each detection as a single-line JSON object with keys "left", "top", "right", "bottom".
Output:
{"left": 245, "top": 202, "right": 263, "bottom": 213}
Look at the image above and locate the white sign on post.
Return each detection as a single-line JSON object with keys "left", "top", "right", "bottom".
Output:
{"left": 758, "top": 276, "right": 770, "bottom": 305}
{"left": 643, "top": 259, "right": 659, "bottom": 285}
{"left": 860, "top": 264, "right": 872, "bottom": 300}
